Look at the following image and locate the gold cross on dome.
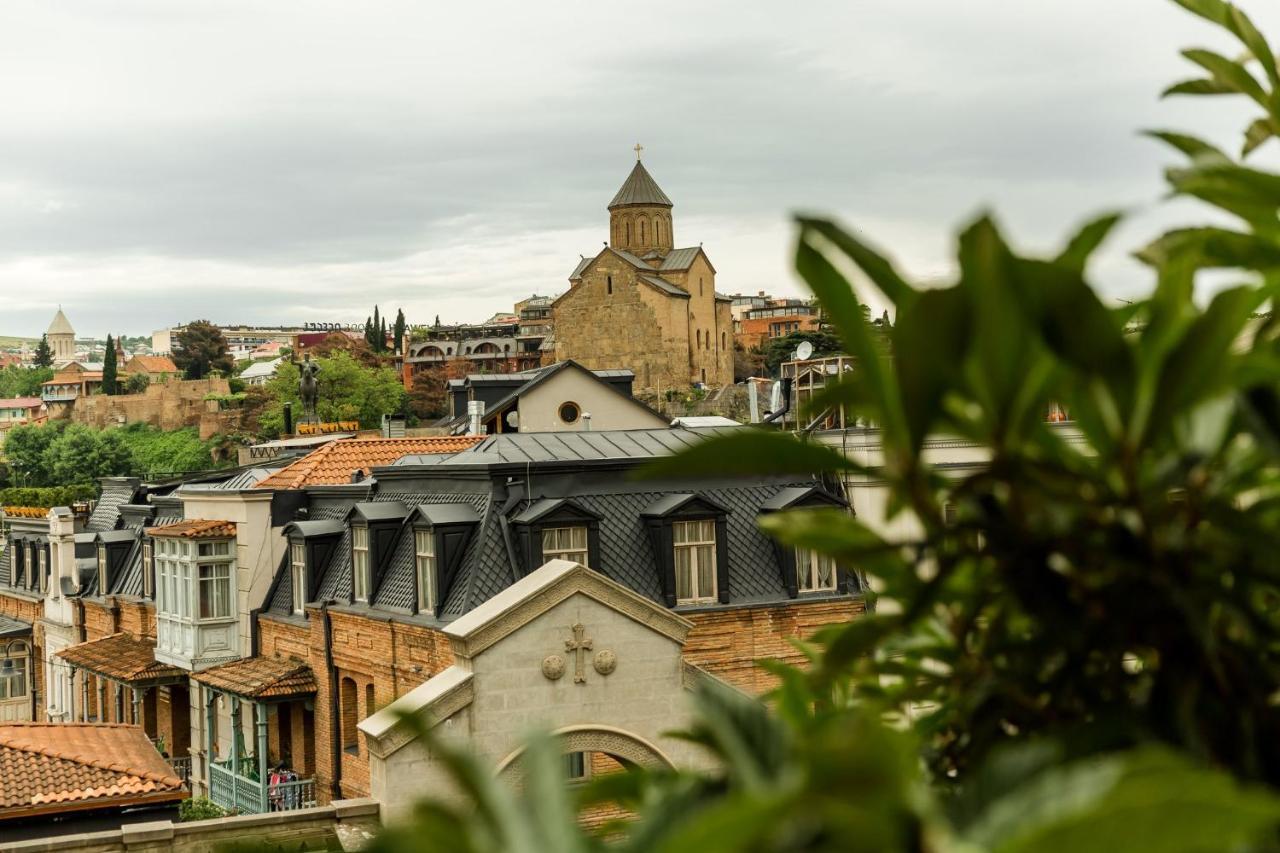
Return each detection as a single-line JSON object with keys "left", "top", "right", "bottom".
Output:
{"left": 565, "top": 623, "right": 593, "bottom": 684}
{"left": 634, "top": 143, "right": 644, "bottom": 161}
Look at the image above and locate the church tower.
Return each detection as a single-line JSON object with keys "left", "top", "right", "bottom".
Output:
{"left": 47, "top": 307, "right": 76, "bottom": 366}
{"left": 608, "top": 146, "right": 674, "bottom": 256}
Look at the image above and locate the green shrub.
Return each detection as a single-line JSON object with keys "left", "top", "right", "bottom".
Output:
{"left": 0, "top": 484, "right": 96, "bottom": 508}
{"left": 178, "top": 797, "right": 228, "bottom": 822}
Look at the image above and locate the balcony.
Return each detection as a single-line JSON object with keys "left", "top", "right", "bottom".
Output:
{"left": 209, "top": 759, "right": 317, "bottom": 814}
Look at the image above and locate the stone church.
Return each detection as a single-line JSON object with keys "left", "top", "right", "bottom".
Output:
{"left": 553, "top": 154, "right": 733, "bottom": 393}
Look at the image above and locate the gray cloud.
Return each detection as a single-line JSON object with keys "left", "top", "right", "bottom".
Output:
{"left": 1, "top": 0, "right": 1278, "bottom": 336}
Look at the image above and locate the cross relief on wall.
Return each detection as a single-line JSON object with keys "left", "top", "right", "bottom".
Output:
{"left": 542, "top": 623, "right": 616, "bottom": 683}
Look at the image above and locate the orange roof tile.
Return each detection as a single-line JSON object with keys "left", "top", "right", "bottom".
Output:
{"left": 145, "top": 519, "right": 237, "bottom": 538}
{"left": 3, "top": 507, "right": 49, "bottom": 518}
{"left": 126, "top": 355, "right": 180, "bottom": 374}
{"left": 255, "top": 436, "right": 485, "bottom": 490}
{"left": 0, "top": 723, "right": 186, "bottom": 820}
{"left": 193, "top": 656, "right": 317, "bottom": 699}
{"left": 56, "top": 633, "right": 185, "bottom": 685}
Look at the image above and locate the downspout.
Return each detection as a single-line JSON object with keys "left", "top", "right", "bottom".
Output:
{"left": 761, "top": 377, "right": 793, "bottom": 424}
{"left": 322, "top": 603, "right": 343, "bottom": 801}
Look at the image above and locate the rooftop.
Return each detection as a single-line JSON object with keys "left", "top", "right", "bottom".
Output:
{"left": 397, "top": 426, "right": 733, "bottom": 467}
{"left": 255, "top": 435, "right": 486, "bottom": 490}
{"left": 193, "top": 656, "right": 317, "bottom": 700}
{"left": 125, "top": 354, "right": 180, "bottom": 374}
{"left": 608, "top": 160, "right": 673, "bottom": 208}
{"left": 0, "top": 723, "right": 185, "bottom": 821}
{"left": 145, "top": 519, "right": 237, "bottom": 539}
{"left": 56, "top": 633, "right": 185, "bottom": 685}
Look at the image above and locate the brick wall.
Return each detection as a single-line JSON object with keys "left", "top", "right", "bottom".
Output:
{"left": 683, "top": 598, "right": 865, "bottom": 694}
{"left": 0, "top": 591, "right": 44, "bottom": 716}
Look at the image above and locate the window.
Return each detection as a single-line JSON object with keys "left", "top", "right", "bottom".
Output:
{"left": 722, "top": 332, "right": 726, "bottom": 349}
{"left": 96, "top": 544, "right": 107, "bottom": 593}
{"left": 607, "top": 275, "right": 612, "bottom": 295}
{"left": 18, "top": 544, "right": 30, "bottom": 588}
{"left": 352, "top": 526, "right": 370, "bottom": 602}
{"left": 699, "top": 278, "right": 703, "bottom": 296}
{"left": 565, "top": 751, "right": 590, "bottom": 782}
{"left": 198, "top": 560, "right": 231, "bottom": 619}
{"left": 640, "top": 219, "right": 646, "bottom": 243}
{"left": 558, "top": 402, "right": 580, "bottom": 424}
{"left": 696, "top": 329, "right": 702, "bottom": 348}
{"left": 796, "top": 548, "right": 838, "bottom": 592}
{"left": 542, "top": 526, "right": 588, "bottom": 564}
{"left": 37, "top": 547, "right": 47, "bottom": 592}
{"left": 0, "top": 642, "right": 28, "bottom": 700}
{"left": 142, "top": 541, "right": 153, "bottom": 598}
{"left": 673, "top": 520, "right": 717, "bottom": 604}
{"left": 290, "top": 542, "right": 307, "bottom": 615}
{"left": 365, "top": 682, "right": 376, "bottom": 718}
{"left": 340, "top": 677, "right": 358, "bottom": 754}
{"left": 415, "top": 529, "right": 436, "bottom": 613}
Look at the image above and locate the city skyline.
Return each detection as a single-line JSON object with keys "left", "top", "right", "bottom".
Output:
{"left": 2, "top": 0, "right": 1277, "bottom": 338}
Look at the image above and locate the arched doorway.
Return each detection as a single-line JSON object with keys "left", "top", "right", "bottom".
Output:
{"left": 494, "top": 724, "right": 676, "bottom": 783}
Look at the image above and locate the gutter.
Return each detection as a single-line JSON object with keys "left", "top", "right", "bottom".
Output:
{"left": 321, "top": 602, "right": 343, "bottom": 801}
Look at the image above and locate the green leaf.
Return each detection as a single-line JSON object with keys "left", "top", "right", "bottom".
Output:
{"left": 1170, "top": 0, "right": 1231, "bottom": 27}
{"left": 1181, "top": 48, "right": 1269, "bottom": 105}
{"left": 635, "top": 430, "right": 866, "bottom": 480}
{"left": 1054, "top": 212, "right": 1122, "bottom": 273}
{"left": 1137, "top": 227, "right": 1280, "bottom": 271}
{"left": 795, "top": 216, "right": 917, "bottom": 309}
{"left": 1011, "top": 258, "right": 1130, "bottom": 379}
{"left": 1229, "top": 4, "right": 1280, "bottom": 88}
{"left": 892, "top": 285, "right": 971, "bottom": 449}
{"left": 1243, "top": 116, "right": 1275, "bottom": 156}
{"left": 1162, "top": 77, "right": 1236, "bottom": 97}
{"left": 1143, "top": 130, "right": 1230, "bottom": 161}
{"left": 964, "top": 748, "right": 1280, "bottom": 853}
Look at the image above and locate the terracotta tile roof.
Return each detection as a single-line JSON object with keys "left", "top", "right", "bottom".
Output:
{"left": 145, "top": 518, "right": 237, "bottom": 538}
{"left": 193, "top": 656, "right": 317, "bottom": 699}
{"left": 56, "top": 634, "right": 185, "bottom": 685}
{"left": 3, "top": 507, "right": 49, "bottom": 518}
{"left": 0, "top": 723, "right": 186, "bottom": 821}
{"left": 255, "top": 436, "right": 485, "bottom": 490}
{"left": 126, "top": 355, "right": 180, "bottom": 374}
{"left": 0, "top": 397, "right": 43, "bottom": 408}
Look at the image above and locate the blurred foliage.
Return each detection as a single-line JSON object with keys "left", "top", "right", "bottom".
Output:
{"left": 273, "top": 2, "right": 1280, "bottom": 851}
{"left": 0, "top": 484, "right": 98, "bottom": 507}
{"left": 179, "top": 796, "right": 229, "bottom": 823}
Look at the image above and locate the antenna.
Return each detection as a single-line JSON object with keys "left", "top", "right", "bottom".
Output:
{"left": 794, "top": 341, "right": 814, "bottom": 361}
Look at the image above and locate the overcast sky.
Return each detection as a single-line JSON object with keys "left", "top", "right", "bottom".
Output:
{"left": 2, "top": 0, "right": 1278, "bottom": 339}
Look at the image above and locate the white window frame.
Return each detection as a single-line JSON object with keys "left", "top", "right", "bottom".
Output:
{"left": 142, "top": 540, "right": 153, "bottom": 598}
{"left": 195, "top": 540, "right": 233, "bottom": 621}
{"left": 96, "top": 544, "right": 108, "bottom": 594}
{"left": 290, "top": 541, "right": 307, "bottom": 616}
{"left": 541, "top": 526, "right": 588, "bottom": 564}
{"left": 36, "top": 547, "right": 46, "bottom": 593}
{"left": 0, "top": 641, "right": 29, "bottom": 700}
{"left": 673, "top": 519, "right": 717, "bottom": 605}
{"left": 795, "top": 547, "right": 838, "bottom": 593}
{"left": 414, "top": 529, "right": 436, "bottom": 614}
{"left": 352, "top": 525, "right": 370, "bottom": 603}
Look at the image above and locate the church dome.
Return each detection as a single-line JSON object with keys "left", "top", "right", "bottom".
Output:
{"left": 47, "top": 308, "right": 74, "bottom": 336}
{"left": 608, "top": 161, "right": 673, "bottom": 209}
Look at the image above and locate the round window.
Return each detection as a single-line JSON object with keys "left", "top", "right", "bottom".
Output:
{"left": 558, "top": 402, "right": 581, "bottom": 424}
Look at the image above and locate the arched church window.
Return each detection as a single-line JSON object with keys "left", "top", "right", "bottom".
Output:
{"left": 722, "top": 332, "right": 726, "bottom": 348}
{"left": 626, "top": 221, "right": 631, "bottom": 244}
{"left": 696, "top": 329, "right": 702, "bottom": 348}
{"left": 341, "top": 677, "right": 358, "bottom": 754}
{"left": 607, "top": 276, "right": 613, "bottom": 295}
{"left": 640, "top": 219, "right": 646, "bottom": 243}
{"left": 705, "top": 329, "right": 710, "bottom": 349}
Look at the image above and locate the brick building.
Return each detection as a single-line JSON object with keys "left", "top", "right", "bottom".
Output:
{"left": 553, "top": 154, "right": 734, "bottom": 393}
{"left": 0, "top": 428, "right": 864, "bottom": 816}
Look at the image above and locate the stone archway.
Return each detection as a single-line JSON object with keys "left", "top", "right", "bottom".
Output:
{"left": 494, "top": 724, "right": 676, "bottom": 783}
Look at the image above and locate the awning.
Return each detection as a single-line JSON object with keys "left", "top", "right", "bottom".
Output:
{"left": 193, "top": 656, "right": 316, "bottom": 701}
{"left": 0, "top": 616, "right": 31, "bottom": 639}
{"left": 56, "top": 633, "right": 185, "bottom": 686}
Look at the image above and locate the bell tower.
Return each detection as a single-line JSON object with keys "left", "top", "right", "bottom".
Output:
{"left": 608, "top": 145, "right": 674, "bottom": 256}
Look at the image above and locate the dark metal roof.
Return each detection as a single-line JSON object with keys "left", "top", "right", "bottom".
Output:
{"left": 95, "top": 530, "right": 137, "bottom": 545}
{"left": 416, "top": 503, "right": 481, "bottom": 526}
{"left": 639, "top": 275, "right": 689, "bottom": 298}
{"left": 511, "top": 498, "right": 599, "bottom": 525}
{"left": 608, "top": 160, "right": 673, "bottom": 208}
{"left": 403, "top": 427, "right": 729, "bottom": 467}
{"left": 659, "top": 247, "right": 702, "bottom": 271}
{"left": 640, "top": 492, "right": 731, "bottom": 518}
{"left": 284, "top": 520, "right": 345, "bottom": 538}
{"left": 86, "top": 479, "right": 140, "bottom": 533}
{"left": 0, "top": 615, "right": 31, "bottom": 638}
{"left": 349, "top": 501, "right": 410, "bottom": 523}
{"left": 568, "top": 256, "right": 593, "bottom": 281}
{"left": 760, "top": 486, "right": 846, "bottom": 511}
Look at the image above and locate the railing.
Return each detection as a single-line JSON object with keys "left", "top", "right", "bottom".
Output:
{"left": 168, "top": 755, "right": 192, "bottom": 785}
{"left": 208, "top": 761, "right": 316, "bottom": 814}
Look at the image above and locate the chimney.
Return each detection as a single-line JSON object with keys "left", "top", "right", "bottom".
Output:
{"left": 467, "top": 400, "right": 485, "bottom": 436}
{"left": 581, "top": 412, "right": 592, "bottom": 432}
{"left": 283, "top": 401, "right": 294, "bottom": 435}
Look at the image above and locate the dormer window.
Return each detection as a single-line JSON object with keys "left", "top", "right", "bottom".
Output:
{"left": 142, "top": 540, "right": 153, "bottom": 598}
{"left": 36, "top": 547, "right": 47, "bottom": 593}
{"left": 19, "top": 543, "right": 31, "bottom": 588}
{"left": 542, "top": 526, "right": 588, "bottom": 564}
{"left": 290, "top": 542, "right": 307, "bottom": 615}
{"left": 96, "top": 544, "right": 108, "bottom": 594}
{"left": 352, "top": 525, "right": 370, "bottom": 602}
{"left": 673, "top": 520, "right": 717, "bottom": 604}
{"left": 795, "top": 548, "right": 837, "bottom": 593}
{"left": 414, "top": 529, "right": 436, "bottom": 614}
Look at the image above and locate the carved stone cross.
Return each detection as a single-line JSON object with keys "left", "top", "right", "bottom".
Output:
{"left": 565, "top": 623, "right": 593, "bottom": 684}
{"left": 634, "top": 142, "right": 644, "bottom": 161}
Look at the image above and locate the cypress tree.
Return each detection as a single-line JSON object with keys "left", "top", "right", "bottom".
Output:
{"left": 372, "top": 306, "right": 381, "bottom": 351}
{"left": 394, "top": 309, "right": 406, "bottom": 355}
{"left": 102, "top": 334, "right": 118, "bottom": 395}
{"left": 33, "top": 334, "right": 53, "bottom": 368}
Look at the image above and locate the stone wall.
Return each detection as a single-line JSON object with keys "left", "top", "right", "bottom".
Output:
{"left": 69, "top": 378, "right": 234, "bottom": 438}
{"left": 0, "top": 798, "right": 379, "bottom": 853}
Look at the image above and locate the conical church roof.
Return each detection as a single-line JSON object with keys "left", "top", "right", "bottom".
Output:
{"left": 47, "top": 308, "right": 74, "bottom": 336}
{"left": 608, "top": 161, "right": 673, "bottom": 208}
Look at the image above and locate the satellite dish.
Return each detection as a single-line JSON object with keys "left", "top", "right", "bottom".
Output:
{"left": 505, "top": 411, "right": 520, "bottom": 428}
{"left": 794, "top": 341, "right": 814, "bottom": 361}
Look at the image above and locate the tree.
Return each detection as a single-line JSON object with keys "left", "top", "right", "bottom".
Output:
{"left": 760, "top": 329, "right": 844, "bottom": 375}
{"left": 124, "top": 372, "right": 151, "bottom": 394}
{"left": 3, "top": 423, "right": 65, "bottom": 486}
{"left": 258, "top": 351, "right": 406, "bottom": 437}
{"left": 101, "top": 333, "right": 118, "bottom": 395}
{"left": 32, "top": 334, "right": 53, "bottom": 368}
{"left": 44, "top": 424, "right": 132, "bottom": 483}
{"left": 408, "top": 366, "right": 449, "bottom": 421}
{"left": 0, "top": 365, "right": 53, "bottom": 398}
{"left": 172, "top": 320, "right": 234, "bottom": 379}
{"left": 372, "top": 306, "right": 383, "bottom": 352}
{"left": 394, "top": 308, "right": 406, "bottom": 355}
